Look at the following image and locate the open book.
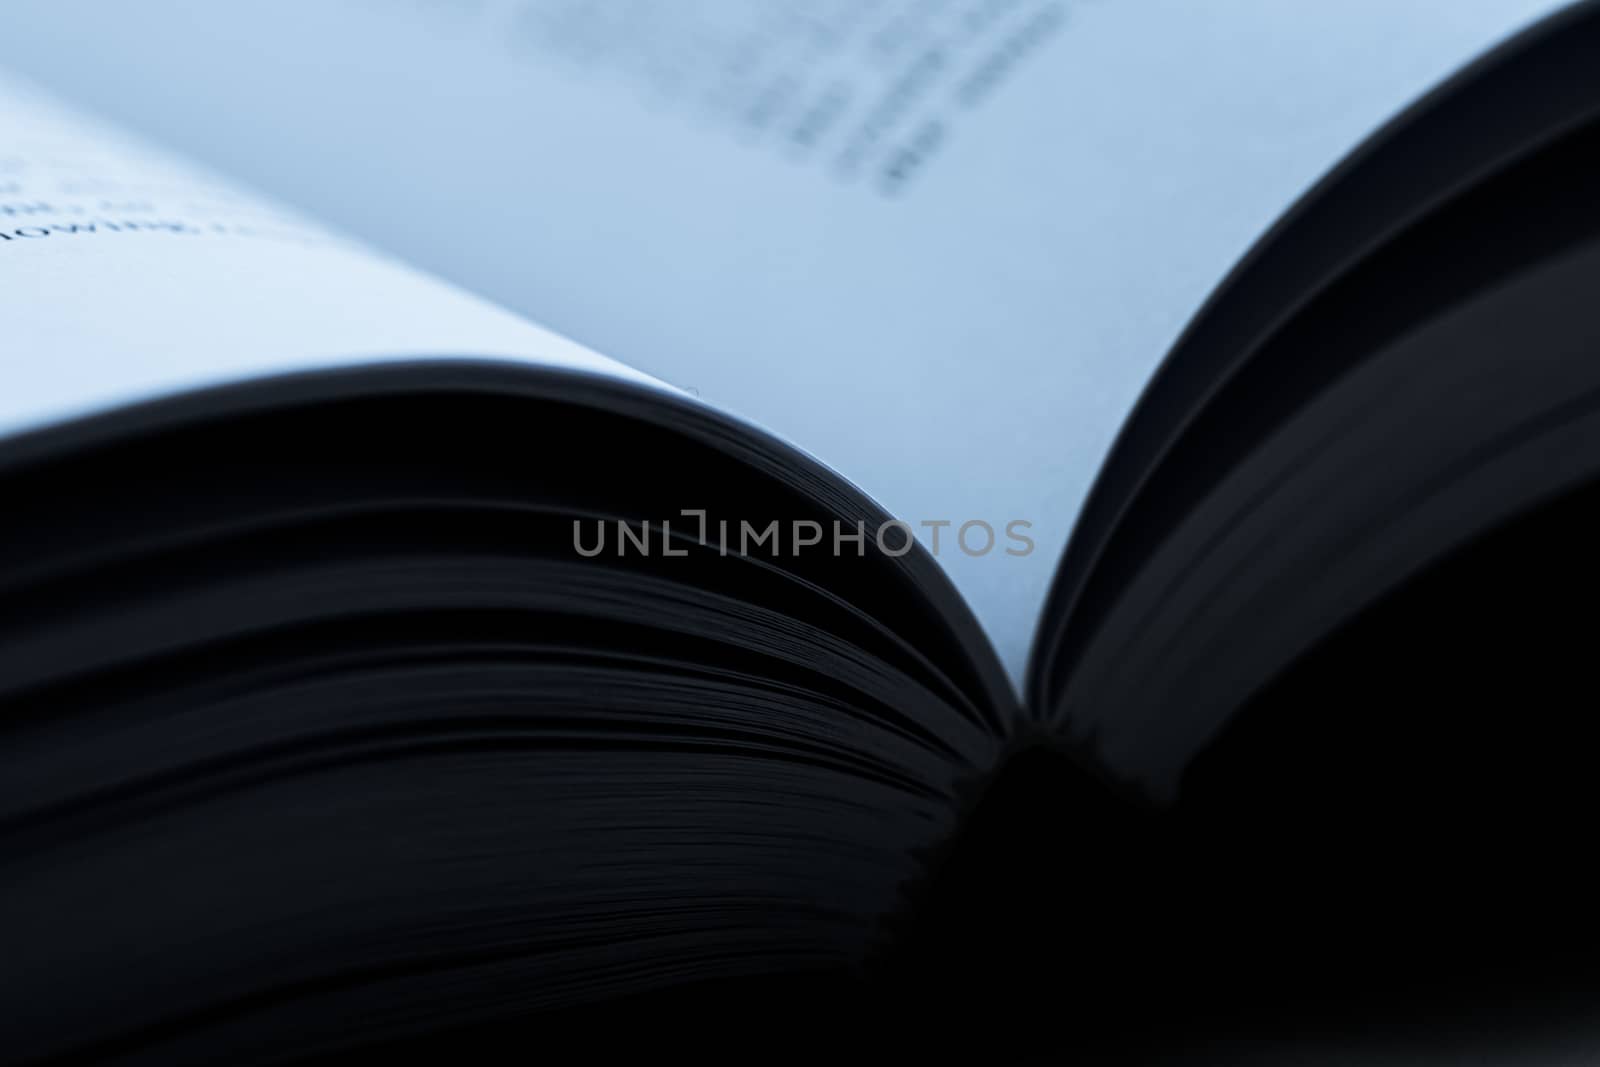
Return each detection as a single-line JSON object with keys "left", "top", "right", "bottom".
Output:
{"left": 5, "top": 0, "right": 1600, "bottom": 1060}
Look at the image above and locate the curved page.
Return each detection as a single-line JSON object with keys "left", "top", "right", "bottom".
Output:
{"left": 0, "top": 1, "right": 1572, "bottom": 685}
{"left": 0, "top": 72, "right": 666, "bottom": 442}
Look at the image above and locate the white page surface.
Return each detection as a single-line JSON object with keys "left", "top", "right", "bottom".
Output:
{"left": 0, "top": 1, "right": 1570, "bottom": 686}
{"left": 0, "top": 73, "right": 663, "bottom": 442}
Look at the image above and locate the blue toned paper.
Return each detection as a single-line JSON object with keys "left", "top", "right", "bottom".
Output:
{"left": 0, "top": 0, "right": 1569, "bottom": 687}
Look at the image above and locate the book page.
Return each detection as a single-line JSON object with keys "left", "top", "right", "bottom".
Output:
{"left": 0, "top": 0, "right": 1570, "bottom": 686}
{"left": 0, "top": 72, "right": 662, "bottom": 442}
